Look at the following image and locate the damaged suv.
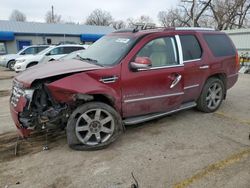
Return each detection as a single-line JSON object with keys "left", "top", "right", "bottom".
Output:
{"left": 10, "top": 27, "right": 239, "bottom": 150}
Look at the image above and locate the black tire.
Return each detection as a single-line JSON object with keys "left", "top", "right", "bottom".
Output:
{"left": 67, "top": 102, "right": 123, "bottom": 151}
{"left": 26, "top": 62, "right": 38, "bottom": 68}
{"left": 197, "top": 77, "right": 225, "bottom": 113}
{"left": 7, "top": 60, "right": 15, "bottom": 71}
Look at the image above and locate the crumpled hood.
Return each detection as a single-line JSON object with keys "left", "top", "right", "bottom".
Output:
{"left": 15, "top": 59, "right": 103, "bottom": 86}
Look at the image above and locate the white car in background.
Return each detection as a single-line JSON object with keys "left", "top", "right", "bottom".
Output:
{"left": 41, "top": 44, "right": 90, "bottom": 63}
{"left": 0, "top": 45, "right": 49, "bottom": 70}
{"left": 14, "top": 44, "right": 86, "bottom": 72}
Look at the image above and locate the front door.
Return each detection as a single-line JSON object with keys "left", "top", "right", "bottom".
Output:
{"left": 121, "top": 34, "right": 184, "bottom": 118}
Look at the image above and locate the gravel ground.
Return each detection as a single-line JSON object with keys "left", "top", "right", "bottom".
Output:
{"left": 0, "top": 73, "right": 249, "bottom": 188}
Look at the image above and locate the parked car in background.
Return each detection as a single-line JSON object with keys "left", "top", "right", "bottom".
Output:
{"left": 14, "top": 44, "right": 86, "bottom": 72}
{"left": 10, "top": 27, "right": 239, "bottom": 150}
{"left": 0, "top": 45, "right": 49, "bottom": 70}
{"left": 47, "top": 45, "right": 90, "bottom": 62}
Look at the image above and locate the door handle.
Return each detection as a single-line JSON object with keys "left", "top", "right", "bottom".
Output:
{"left": 199, "top": 65, "right": 210, "bottom": 69}
{"left": 170, "top": 74, "right": 182, "bottom": 88}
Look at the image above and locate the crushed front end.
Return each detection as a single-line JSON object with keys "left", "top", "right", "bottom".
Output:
{"left": 10, "top": 79, "right": 69, "bottom": 138}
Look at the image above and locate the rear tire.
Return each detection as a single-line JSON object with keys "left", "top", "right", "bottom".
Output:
{"left": 197, "top": 77, "right": 225, "bottom": 113}
{"left": 66, "top": 102, "right": 123, "bottom": 151}
{"left": 7, "top": 60, "right": 15, "bottom": 71}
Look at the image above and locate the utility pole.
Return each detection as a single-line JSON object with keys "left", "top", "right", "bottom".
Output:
{"left": 51, "top": 5, "right": 54, "bottom": 23}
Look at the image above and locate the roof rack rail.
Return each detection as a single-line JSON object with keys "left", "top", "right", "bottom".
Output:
{"left": 175, "top": 27, "right": 215, "bottom": 31}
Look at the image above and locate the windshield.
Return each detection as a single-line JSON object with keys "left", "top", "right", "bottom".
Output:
{"left": 77, "top": 35, "right": 136, "bottom": 66}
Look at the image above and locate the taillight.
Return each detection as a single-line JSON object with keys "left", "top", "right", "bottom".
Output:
{"left": 235, "top": 52, "right": 240, "bottom": 70}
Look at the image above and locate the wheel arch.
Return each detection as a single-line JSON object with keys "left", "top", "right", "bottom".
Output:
{"left": 26, "top": 61, "right": 38, "bottom": 68}
{"left": 6, "top": 59, "right": 15, "bottom": 68}
{"left": 74, "top": 93, "right": 119, "bottom": 112}
{"left": 204, "top": 73, "right": 227, "bottom": 99}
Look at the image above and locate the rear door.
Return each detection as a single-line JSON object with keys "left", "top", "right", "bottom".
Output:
{"left": 121, "top": 34, "right": 184, "bottom": 118}
{"left": 178, "top": 34, "right": 207, "bottom": 102}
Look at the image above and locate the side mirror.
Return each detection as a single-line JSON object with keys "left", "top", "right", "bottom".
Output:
{"left": 20, "top": 52, "right": 25, "bottom": 55}
{"left": 45, "top": 52, "right": 51, "bottom": 56}
{"left": 130, "top": 57, "right": 152, "bottom": 70}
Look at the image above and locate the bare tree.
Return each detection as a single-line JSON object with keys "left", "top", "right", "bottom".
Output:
{"left": 127, "top": 15, "right": 154, "bottom": 27}
{"left": 112, "top": 20, "right": 126, "bottom": 30}
{"left": 9, "top": 9, "right": 26, "bottom": 22}
{"left": 45, "top": 10, "right": 62, "bottom": 23}
{"left": 85, "top": 9, "right": 113, "bottom": 26}
{"left": 158, "top": 9, "right": 190, "bottom": 27}
{"left": 158, "top": 0, "right": 250, "bottom": 30}
{"left": 209, "top": 0, "right": 250, "bottom": 30}
{"left": 158, "top": 0, "right": 212, "bottom": 27}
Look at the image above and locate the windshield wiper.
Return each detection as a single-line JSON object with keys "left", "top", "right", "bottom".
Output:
{"left": 76, "top": 55, "right": 97, "bottom": 62}
{"left": 76, "top": 55, "right": 104, "bottom": 67}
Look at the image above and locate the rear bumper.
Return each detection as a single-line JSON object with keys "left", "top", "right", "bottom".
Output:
{"left": 9, "top": 96, "right": 32, "bottom": 138}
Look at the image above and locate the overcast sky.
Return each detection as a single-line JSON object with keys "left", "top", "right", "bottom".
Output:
{"left": 0, "top": 0, "right": 178, "bottom": 23}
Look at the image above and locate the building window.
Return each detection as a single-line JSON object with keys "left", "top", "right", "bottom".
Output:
{"left": 0, "top": 42, "right": 6, "bottom": 54}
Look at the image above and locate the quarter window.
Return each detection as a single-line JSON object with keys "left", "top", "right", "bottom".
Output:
{"left": 203, "top": 34, "right": 236, "bottom": 57}
{"left": 136, "top": 37, "right": 178, "bottom": 67}
{"left": 49, "top": 47, "right": 64, "bottom": 55}
{"left": 179, "top": 35, "right": 202, "bottom": 61}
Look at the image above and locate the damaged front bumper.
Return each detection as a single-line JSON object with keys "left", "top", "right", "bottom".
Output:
{"left": 9, "top": 79, "right": 69, "bottom": 138}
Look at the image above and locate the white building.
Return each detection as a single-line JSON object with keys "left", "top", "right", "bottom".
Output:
{"left": 224, "top": 29, "right": 250, "bottom": 56}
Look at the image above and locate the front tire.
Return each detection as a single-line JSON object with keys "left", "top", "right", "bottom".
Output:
{"left": 67, "top": 102, "right": 123, "bottom": 150}
{"left": 197, "top": 77, "right": 225, "bottom": 113}
{"left": 7, "top": 60, "right": 15, "bottom": 71}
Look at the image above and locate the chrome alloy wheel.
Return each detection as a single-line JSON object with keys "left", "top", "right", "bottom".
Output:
{"left": 75, "top": 108, "right": 115, "bottom": 146}
{"left": 206, "top": 82, "right": 223, "bottom": 110}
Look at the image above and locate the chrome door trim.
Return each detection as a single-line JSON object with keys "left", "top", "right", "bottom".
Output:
{"left": 184, "top": 84, "right": 199, "bottom": 90}
{"left": 124, "top": 92, "right": 184, "bottom": 103}
{"left": 183, "top": 58, "right": 201, "bottom": 63}
{"left": 170, "top": 74, "right": 182, "bottom": 88}
{"left": 199, "top": 65, "right": 210, "bottom": 69}
{"left": 175, "top": 35, "right": 184, "bottom": 65}
{"left": 138, "top": 64, "right": 184, "bottom": 71}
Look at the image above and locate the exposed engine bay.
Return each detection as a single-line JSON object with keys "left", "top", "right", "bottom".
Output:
{"left": 11, "top": 79, "right": 70, "bottom": 131}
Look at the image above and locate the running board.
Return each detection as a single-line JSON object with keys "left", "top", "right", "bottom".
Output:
{"left": 123, "top": 101, "right": 197, "bottom": 125}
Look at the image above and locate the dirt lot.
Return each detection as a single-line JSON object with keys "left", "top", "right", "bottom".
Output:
{"left": 0, "top": 67, "right": 249, "bottom": 188}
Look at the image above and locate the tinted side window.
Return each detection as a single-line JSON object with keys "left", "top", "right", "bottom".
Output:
{"left": 37, "top": 46, "right": 48, "bottom": 53}
{"left": 136, "top": 37, "right": 178, "bottom": 67}
{"left": 179, "top": 35, "right": 202, "bottom": 61}
{"left": 63, "top": 46, "right": 84, "bottom": 54}
{"left": 23, "top": 47, "right": 36, "bottom": 54}
{"left": 203, "top": 34, "right": 236, "bottom": 57}
{"left": 49, "top": 47, "right": 64, "bottom": 55}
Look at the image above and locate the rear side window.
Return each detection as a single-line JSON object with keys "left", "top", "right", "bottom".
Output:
{"left": 203, "top": 34, "right": 236, "bottom": 57}
{"left": 179, "top": 35, "right": 202, "bottom": 61}
{"left": 23, "top": 47, "right": 36, "bottom": 54}
{"left": 63, "top": 46, "right": 84, "bottom": 54}
{"left": 37, "top": 46, "right": 48, "bottom": 53}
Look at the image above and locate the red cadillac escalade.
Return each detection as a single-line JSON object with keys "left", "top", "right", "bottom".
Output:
{"left": 10, "top": 27, "right": 239, "bottom": 150}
